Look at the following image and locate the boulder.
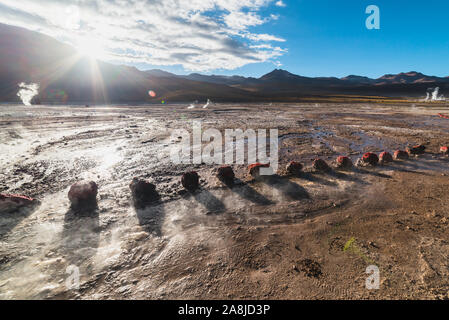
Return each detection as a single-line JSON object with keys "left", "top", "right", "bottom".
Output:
{"left": 129, "top": 178, "right": 159, "bottom": 207}
{"left": 335, "top": 156, "right": 353, "bottom": 170}
{"left": 248, "top": 163, "right": 270, "bottom": 178}
{"left": 394, "top": 150, "right": 409, "bottom": 160}
{"left": 181, "top": 171, "right": 199, "bottom": 191}
{"left": 217, "top": 166, "right": 235, "bottom": 185}
{"left": 68, "top": 181, "right": 98, "bottom": 208}
{"left": 379, "top": 151, "right": 393, "bottom": 165}
{"left": 312, "top": 158, "right": 330, "bottom": 172}
{"left": 362, "top": 152, "right": 379, "bottom": 166}
{"left": 286, "top": 161, "right": 303, "bottom": 175}
{"left": 440, "top": 146, "right": 449, "bottom": 155}
{"left": 0, "top": 193, "right": 37, "bottom": 213}
{"left": 407, "top": 144, "right": 426, "bottom": 155}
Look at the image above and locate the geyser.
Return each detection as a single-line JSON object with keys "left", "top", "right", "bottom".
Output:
{"left": 425, "top": 87, "right": 445, "bottom": 101}
{"left": 17, "top": 82, "right": 39, "bottom": 106}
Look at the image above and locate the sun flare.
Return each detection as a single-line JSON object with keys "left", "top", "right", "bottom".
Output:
{"left": 75, "top": 38, "right": 106, "bottom": 60}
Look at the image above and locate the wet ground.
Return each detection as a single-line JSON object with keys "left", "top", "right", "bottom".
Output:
{"left": 1, "top": 102, "right": 449, "bottom": 299}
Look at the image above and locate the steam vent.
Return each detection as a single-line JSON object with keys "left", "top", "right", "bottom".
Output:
{"left": 129, "top": 178, "right": 159, "bottom": 208}
{"left": 181, "top": 171, "right": 200, "bottom": 191}
{"left": 286, "top": 161, "right": 303, "bottom": 175}
{"left": 68, "top": 181, "right": 98, "bottom": 209}
{"left": 379, "top": 151, "right": 394, "bottom": 164}
{"left": 407, "top": 145, "right": 426, "bottom": 155}
{"left": 0, "top": 194, "right": 37, "bottom": 214}
{"left": 248, "top": 163, "right": 270, "bottom": 178}
{"left": 335, "top": 156, "right": 353, "bottom": 170}
{"left": 217, "top": 166, "right": 235, "bottom": 185}
{"left": 394, "top": 150, "right": 410, "bottom": 160}
{"left": 312, "top": 158, "right": 330, "bottom": 172}
{"left": 362, "top": 152, "right": 379, "bottom": 166}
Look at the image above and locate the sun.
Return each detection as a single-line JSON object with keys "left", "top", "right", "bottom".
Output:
{"left": 75, "top": 37, "right": 106, "bottom": 60}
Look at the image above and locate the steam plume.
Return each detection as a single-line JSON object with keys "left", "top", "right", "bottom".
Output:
{"left": 187, "top": 100, "right": 198, "bottom": 109}
{"left": 17, "top": 82, "right": 39, "bottom": 106}
{"left": 203, "top": 99, "right": 212, "bottom": 109}
{"left": 425, "top": 87, "right": 445, "bottom": 101}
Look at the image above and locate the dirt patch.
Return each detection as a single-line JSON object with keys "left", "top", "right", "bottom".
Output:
{"left": 1, "top": 103, "right": 449, "bottom": 299}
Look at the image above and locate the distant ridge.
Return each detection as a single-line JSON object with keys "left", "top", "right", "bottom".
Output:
{"left": 145, "top": 69, "right": 177, "bottom": 77}
{"left": 0, "top": 23, "right": 448, "bottom": 104}
{"left": 146, "top": 67, "right": 449, "bottom": 86}
{"left": 341, "top": 75, "right": 375, "bottom": 84}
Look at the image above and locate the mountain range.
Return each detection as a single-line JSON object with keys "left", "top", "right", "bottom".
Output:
{"left": 0, "top": 23, "right": 448, "bottom": 104}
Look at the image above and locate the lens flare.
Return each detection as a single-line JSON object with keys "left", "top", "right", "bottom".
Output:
{"left": 76, "top": 37, "right": 106, "bottom": 60}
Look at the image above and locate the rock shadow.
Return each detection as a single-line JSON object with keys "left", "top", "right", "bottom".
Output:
{"left": 134, "top": 203, "right": 165, "bottom": 237}
{"left": 0, "top": 203, "right": 40, "bottom": 239}
{"left": 61, "top": 204, "right": 100, "bottom": 267}
{"left": 192, "top": 189, "right": 226, "bottom": 215}
{"left": 260, "top": 174, "right": 310, "bottom": 201}
{"left": 230, "top": 178, "right": 274, "bottom": 206}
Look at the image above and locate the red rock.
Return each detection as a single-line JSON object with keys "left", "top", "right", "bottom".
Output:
{"left": 379, "top": 151, "right": 393, "bottom": 164}
{"left": 312, "top": 158, "right": 330, "bottom": 171}
{"left": 68, "top": 181, "right": 98, "bottom": 208}
{"left": 181, "top": 171, "right": 199, "bottom": 191}
{"left": 440, "top": 146, "right": 449, "bottom": 155}
{"left": 335, "top": 156, "right": 353, "bottom": 169}
{"left": 129, "top": 178, "right": 159, "bottom": 207}
{"left": 394, "top": 150, "right": 409, "bottom": 160}
{"left": 0, "top": 194, "right": 37, "bottom": 213}
{"left": 362, "top": 152, "right": 379, "bottom": 166}
{"left": 406, "top": 145, "right": 426, "bottom": 155}
{"left": 286, "top": 161, "right": 303, "bottom": 175}
{"left": 248, "top": 163, "right": 270, "bottom": 178}
{"left": 217, "top": 166, "right": 235, "bottom": 184}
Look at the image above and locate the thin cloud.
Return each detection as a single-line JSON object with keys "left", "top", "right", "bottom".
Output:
{"left": 0, "top": 0, "right": 287, "bottom": 71}
{"left": 275, "top": 1, "right": 286, "bottom": 8}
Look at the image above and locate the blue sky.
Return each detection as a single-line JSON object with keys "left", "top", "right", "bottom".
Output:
{"left": 1, "top": 0, "right": 448, "bottom": 78}
{"left": 267, "top": 0, "right": 449, "bottom": 78}
{"left": 137, "top": 0, "right": 449, "bottom": 78}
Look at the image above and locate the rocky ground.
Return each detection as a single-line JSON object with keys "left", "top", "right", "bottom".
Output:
{"left": 1, "top": 102, "right": 449, "bottom": 300}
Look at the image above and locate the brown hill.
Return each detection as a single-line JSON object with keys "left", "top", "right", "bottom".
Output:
{"left": 0, "top": 23, "right": 448, "bottom": 104}
{"left": 0, "top": 23, "right": 255, "bottom": 104}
